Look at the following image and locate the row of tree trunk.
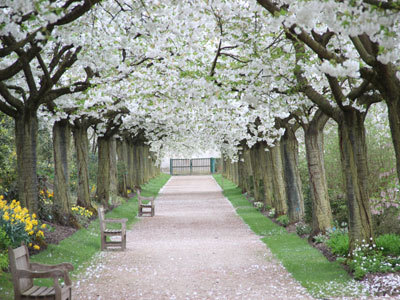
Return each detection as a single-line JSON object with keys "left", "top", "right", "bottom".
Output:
{"left": 222, "top": 126, "right": 332, "bottom": 237}
{"left": 44, "top": 119, "right": 160, "bottom": 226}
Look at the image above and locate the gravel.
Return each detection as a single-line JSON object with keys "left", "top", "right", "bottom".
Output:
{"left": 73, "top": 175, "right": 312, "bottom": 299}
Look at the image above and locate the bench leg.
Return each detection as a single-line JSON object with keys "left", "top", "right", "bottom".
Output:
{"left": 101, "top": 234, "right": 105, "bottom": 251}
{"left": 122, "top": 234, "right": 126, "bottom": 250}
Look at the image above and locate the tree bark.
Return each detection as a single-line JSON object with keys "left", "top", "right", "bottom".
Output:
{"left": 109, "top": 137, "right": 118, "bottom": 204}
{"left": 338, "top": 110, "right": 373, "bottom": 251}
{"left": 52, "top": 120, "right": 73, "bottom": 225}
{"left": 127, "top": 140, "right": 136, "bottom": 188}
{"left": 249, "top": 143, "right": 264, "bottom": 202}
{"left": 269, "top": 142, "right": 288, "bottom": 216}
{"left": 258, "top": 142, "right": 274, "bottom": 208}
{"left": 233, "top": 161, "right": 239, "bottom": 186}
{"left": 15, "top": 111, "right": 38, "bottom": 212}
{"left": 237, "top": 146, "right": 250, "bottom": 193}
{"left": 302, "top": 111, "right": 332, "bottom": 235}
{"left": 116, "top": 139, "right": 128, "bottom": 197}
{"left": 281, "top": 125, "right": 304, "bottom": 222}
{"left": 96, "top": 136, "right": 111, "bottom": 208}
{"left": 387, "top": 100, "right": 400, "bottom": 182}
{"left": 72, "top": 122, "right": 93, "bottom": 210}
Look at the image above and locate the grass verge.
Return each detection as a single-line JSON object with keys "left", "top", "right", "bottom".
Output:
{"left": 214, "top": 174, "right": 364, "bottom": 298}
{"left": 0, "top": 173, "right": 171, "bottom": 300}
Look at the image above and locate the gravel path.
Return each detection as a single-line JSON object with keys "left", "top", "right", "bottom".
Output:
{"left": 73, "top": 175, "right": 312, "bottom": 299}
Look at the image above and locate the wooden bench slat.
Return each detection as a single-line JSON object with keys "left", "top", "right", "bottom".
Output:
{"left": 104, "top": 229, "right": 122, "bottom": 234}
{"left": 23, "top": 285, "right": 55, "bottom": 296}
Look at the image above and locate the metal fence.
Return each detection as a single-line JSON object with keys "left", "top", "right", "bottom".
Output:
{"left": 170, "top": 158, "right": 216, "bottom": 175}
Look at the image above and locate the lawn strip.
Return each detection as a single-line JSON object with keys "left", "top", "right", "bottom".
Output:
{"left": 0, "top": 173, "right": 170, "bottom": 300}
{"left": 213, "top": 174, "right": 362, "bottom": 298}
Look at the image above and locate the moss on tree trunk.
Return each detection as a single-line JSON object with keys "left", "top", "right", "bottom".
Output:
{"left": 281, "top": 125, "right": 304, "bottom": 223}
{"left": 72, "top": 122, "right": 93, "bottom": 211}
{"left": 53, "top": 120, "right": 74, "bottom": 226}
{"left": 269, "top": 142, "right": 287, "bottom": 216}
{"left": 15, "top": 111, "right": 39, "bottom": 212}
{"left": 339, "top": 110, "right": 373, "bottom": 251}
{"left": 302, "top": 111, "right": 332, "bottom": 235}
{"left": 96, "top": 136, "right": 111, "bottom": 208}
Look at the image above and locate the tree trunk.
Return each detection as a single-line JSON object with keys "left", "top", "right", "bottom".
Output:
{"left": 303, "top": 111, "right": 332, "bottom": 235}
{"left": 258, "top": 143, "right": 274, "bottom": 208}
{"left": 15, "top": 111, "right": 39, "bottom": 212}
{"left": 52, "top": 120, "right": 73, "bottom": 225}
{"left": 269, "top": 142, "right": 288, "bottom": 216}
{"left": 109, "top": 137, "right": 118, "bottom": 204}
{"left": 144, "top": 145, "right": 150, "bottom": 182}
{"left": 134, "top": 144, "right": 141, "bottom": 186}
{"left": 281, "top": 125, "right": 304, "bottom": 222}
{"left": 233, "top": 161, "right": 239, "bottom": 186}
{"left": 387, "top": 100, "right": 400, "bottom": 182}
{"left": 116, "top": 139, "right": 128, "bottom": 197}
{"left": 249, "top": 143, "right": 264, "bottom": 202}
{"left": 72, "top": 123, "right": 93, "bottom": 210}
{"left": 96, "top": 136, "right": 111, "bottom": 208}
{"left": 127, "top": 141, "right": 136, "bottom": 188}
{"left": 237, "top": 148, "right": 248, "bottom": 193}
{"left": 338, "top": 110, "right": 373, "bottom": 251}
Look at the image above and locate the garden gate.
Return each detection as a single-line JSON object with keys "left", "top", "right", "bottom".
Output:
{"left": 169, "top": 158, "right": 216, "bottom": 175}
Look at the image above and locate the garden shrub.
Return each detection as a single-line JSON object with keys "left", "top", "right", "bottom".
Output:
{"left": 325, "top": 231, "right": 349, "bottom": 256}
{"left": 348, "top": 242, "right": 400, "bottom": 280}
{"left": 0, "top": 196, "right": 45, "bottom": 250}
{"left": 38, "top": 188, "right": 54, "bottom": 222}
{"left": 0, "top": 226, "right": 11, "bottom": 272}
{"left": 0, "top": 226, "right": 11, "bottom": 250}
{"left": 296, "top": 222, "right": 312, "bottom": 236}
{"left": 376, "top": 234, "right": 400, "bottom": 256}
{"left": 71, "top": 205, "right": 94, "bottom": 228}
{"left": 276, "top": 215, "right": 289, "bottom": 227}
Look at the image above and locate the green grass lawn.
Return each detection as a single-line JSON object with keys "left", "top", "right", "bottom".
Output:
{"left": 214, "top": 174, "right": 364, "bottom": 298}
{"left": 0, "top": 173, "right": 170, "bottom": 300}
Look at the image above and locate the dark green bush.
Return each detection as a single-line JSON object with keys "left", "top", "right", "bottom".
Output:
{"left": 325, "top": 231, "right": 349, "bottom": 256}
{"left": 348, "top": 243, "right": 400, "bottom": 280}
{"left": 0, "top": 227, "right": 11, "bottom": 273}
{"left": 0, "top": 226, "right": 11, "bottom": 251}
{"left": 276, "top": 215, "right": 289, "bottom": 227}
{"left": 376, "top": 234, "right": 400, "bottom": 256}
{"left": 296, "top": 222, "right": 312, "bottom": 236}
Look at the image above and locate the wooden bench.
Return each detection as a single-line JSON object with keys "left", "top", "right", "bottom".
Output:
{"left": 98, "top": 206, "right": 127, "bottom": 251}
{"left": 8, "top": 244, "right": 73, "bottom": 300}
{"left": 136, "top": 189, "right": 155, "bottom": 217}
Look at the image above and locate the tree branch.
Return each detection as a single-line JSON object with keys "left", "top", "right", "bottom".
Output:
{"left": 347, "top": 79, "right": 372, "bottom": 100}
{"left": 362, "top": 0, "right": 400, "bottom": 10}
{"left": 210, "top": 39, "right": 222, "bottom": 77}
{"left": 0, "top": 44, "right": 41, "bottom": 81}
{"left": 350, "top": 36, "right": 377, "bottom": 66}
{"left": 49, "top": 44, "right": 74, "bottom": 74}
{"left": 0, "top": 82, "right": 23, "bottom": 113}
{"left": 292, "top": 41, "right": 338, "bottom": 120}
{"left": 0, "top": 99, "right": 18, "bottom": 118}
{"left": 54, "top": 0, "right": 102, "bottom": 26}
